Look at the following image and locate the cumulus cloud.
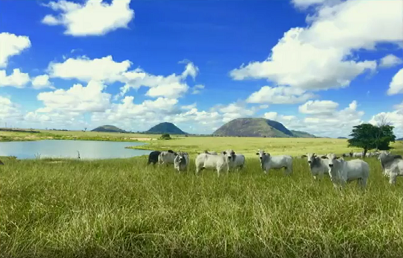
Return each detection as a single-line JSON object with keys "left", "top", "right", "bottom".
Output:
{"left": 0, "top": 69, "right": 30, "bottom": 88}
{"left": 262, "top": 100, "right": 364, "bottom": 137}
{"left": 298, "top": 100, "right": 339, "bottom": 115}
{"left": 36, "top": 80, "right": 111, "bottom": 113}
{"left": 0, "top": 33, "right": 31, "bottom": 68}
{"left": 41, "top": 0, "right": 134, "bottom": 36}
{"left": 48, "top": 55, "right": 199, "bottom": 99}
{"left": 387, "top": 68, "right": 403, "bottom": 95}
{"left": 91, "top": 96, "right": 180, "bottom": 131}
{"left": 246, "top": 86, "right": 316, "bottom": 104}
{"left": 230, "top": 0, "right": 402, "bottom": 91}
{"left": 48, "top": 55, "right": 132, "bottom": 82}
{"left": 369, "top": 108, "right": 403, "bottom": 138}
{"left": 0, "top": 96, "right": 23, "bottom": 121}
{"left": 32, "top": 75, "right": 55, "bottom": 90}
{"left": 379, "top": 54, "right": 403, "bottom": 68}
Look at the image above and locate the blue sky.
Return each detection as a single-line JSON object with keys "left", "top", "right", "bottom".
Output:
{"left": 0, "top": 0, "right": 402, "bottom": 137}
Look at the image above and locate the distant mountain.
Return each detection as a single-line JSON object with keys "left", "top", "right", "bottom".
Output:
{"left": 397, "top": 138, "right": 403, "bottom": 141}
{"left": 212, "top": 118, "right": 315, "bottom": 138}
{"left": 337, "top": 137, "right": 347, "bottom": 139}
{"left": 91, "top": 125, "right": 126, "bottom": 133}
{"left": 145, "top": 122, "right": 187, "bottom": 135}
{"left": 291, "top": 130, "right": 317, "bottom": 138}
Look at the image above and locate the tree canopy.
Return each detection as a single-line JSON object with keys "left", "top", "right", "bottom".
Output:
{"left": 348, "top": 123, "right": 396, "bottom": 154}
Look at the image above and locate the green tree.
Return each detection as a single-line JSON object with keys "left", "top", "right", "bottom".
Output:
{"left": 159, "top": 133, "right": 172, "bottom": 140}
{"left": 348, "top": 123, "right": 396, "bottom": 157}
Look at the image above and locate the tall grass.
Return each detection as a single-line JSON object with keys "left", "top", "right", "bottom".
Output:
{"left": 1, "top": 155, "right": 403, "bottom": 258}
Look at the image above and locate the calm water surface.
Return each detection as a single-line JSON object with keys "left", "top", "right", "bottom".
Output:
{"left": 0, "top": 140, "right": 151, "bottom": 160}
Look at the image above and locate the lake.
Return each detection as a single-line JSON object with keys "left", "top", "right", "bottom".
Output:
{"left": 0, "top": 140, "right": 151, "bottom": 160}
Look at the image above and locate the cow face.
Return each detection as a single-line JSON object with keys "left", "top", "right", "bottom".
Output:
{"left": 224, "top": 149, "right": 236, "bottom": 161}
{"left": 304, "top": 153, "right": 316, "bottom": 165}
{"left": 321, "top": 153, "right": 340, "bottom": 167}
{"left": 256, "top": 150, "right": 267, "bottom": 161}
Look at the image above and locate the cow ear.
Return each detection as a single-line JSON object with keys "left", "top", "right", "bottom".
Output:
{"left": 321, "top": 156, "right": 328, "bottom": 159}
{"left": 255, "top": 152, "right": 259, "bottom": 155}
{"left": 301, "top": 155, "right": 307, "bottom": 158}
{"left": 335, "top": 156, "right": 340, "bottom": 159}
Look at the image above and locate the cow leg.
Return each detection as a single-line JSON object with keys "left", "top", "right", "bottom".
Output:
{"left": 389, "top": 174, "right": 397, "bottom": 185}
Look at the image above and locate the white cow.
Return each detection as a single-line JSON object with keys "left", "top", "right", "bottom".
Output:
{"left": 256, "top": 150, "right": 293, "bottom": 175}
{"left": 321, "top": 153, "right": 370, "bottom": 189}
{"left": 173, "top": 152, "right": 189, "bottom": 172}
{"left": 378, "top": 151, "right": 403, "bottom": 184}
{"left": 301, "top": 153, "right": 330, "bottom": 180}
{"left": 224, "top": 150, "right": 245, "bottom": 171}
{"left": 158, "top": 150, "right": 177, "bottom": 166}
{"left": 352, "top": 152, "right": 364, "bottom": 158}
{"left": 195, "top": 151, "right": 231, "bottom": 176}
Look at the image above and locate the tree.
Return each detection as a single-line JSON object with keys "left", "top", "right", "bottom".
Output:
{"left": 159, "top": 133, "right": 172, "bottom": 140}
{"left": 348, "top": 123, "right": 396, "bottom": 157}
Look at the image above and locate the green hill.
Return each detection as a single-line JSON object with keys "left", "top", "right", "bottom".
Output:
{"left": 144, "top": 122, "right": 187, "bottom": 135}
{"left": 212, "top": 118, "right": 315, "bottom": 138}
{"left": 291, "top": 130, "right": 317, "bottom": 138}
{"left": 91, "top": 125, "right": 126, "bottom": 133}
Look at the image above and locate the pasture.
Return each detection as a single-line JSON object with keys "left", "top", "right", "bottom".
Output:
{"left": 1, "top": 136, "right": 403, "bottom": 257}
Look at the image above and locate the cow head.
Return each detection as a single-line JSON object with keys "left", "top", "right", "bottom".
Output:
{"left": 304, "top": 153, "right": 317, "bottom": 165}
{"left": 224, "top": 149, "right": 236, "bottom": 161}
{"left": 256, "top": 150, "right": 268, "bottom": 161}
{"left": 321, "top": 153, "right": 340, "bottom": 167}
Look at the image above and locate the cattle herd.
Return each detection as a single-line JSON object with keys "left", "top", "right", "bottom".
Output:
{"left": 148, "top": 149, "right": 403, "bottom": 190}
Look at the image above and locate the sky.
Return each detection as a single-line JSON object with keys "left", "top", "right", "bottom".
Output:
{"left": 0, "top": 0, "right": 402, "bottom": 138}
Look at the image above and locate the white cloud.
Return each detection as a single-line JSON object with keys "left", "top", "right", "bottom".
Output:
{"left": 32, "top": 75, "right": 55, "bottom": 90}
{"left": 0, "top": 33, "right": 31, "bottom": 68}
{"left": 91, "top": 96, "right": 180, "bottom": 131}
{"left": 0, "top": 69, "right": 30, "bottom": 88}
{"left": 230, "top": 0, "right": 402, "bottom": 91}
{"left": 298, "top": 100, "right": 339, "bottom": 115}
{"left": 0, "top": 96, "right": 23, "bottom": 121}
{"left": 379, "top": 54, "right": 403, "bottom": 68}
{"left": 394, "top": 101, "right": 403, "bottom": 111}
{"left": 41, "top": 0, "right": 134, "bottom": 36}
{"left": 292, "top": 0, "right": 340, "bottom": 9}
{"left": 192, "top": 84, "right": 205, "bottom": 94}
{"left": 369, "top": 109, "right": 403, "bottom": 138}
{"left": 119, "top": 63, "right": 199, "bottom": 99}
{"left": 261, "top": 100, "right": 364, "bottom": 137}
{"left": 387, "top": 68, "right": 403, "bottom": 95}
{"left": 181, "top": 62, "right": 199, "bottom": 80}
{"left": 264, "top": 111, "right": 296, "bottom": 122}
{"left": 48, "top": 55, "right": 132, "bottom": 82}
{"left": 246, "top": 86, "right": 316, "bottom": 104}
{"left": 48, "top": 55, "right": 198, "bottom": 99}
{"left": 36, "top": 80, "right": 111, "bottom": 113}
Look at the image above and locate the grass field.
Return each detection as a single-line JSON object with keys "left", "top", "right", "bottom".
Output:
{"left": 1, "top": 133, "right": 403, "bottom": 257}
{"left": 128, "top": 136, "right": 403, "bottom": 158}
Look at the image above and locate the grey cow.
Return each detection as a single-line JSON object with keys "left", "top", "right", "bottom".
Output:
{"left": 174, "top": 152, "right": 189, "bottom": 172}
{"left": 378, "top": 151, "right": 403, "bottom": 185}
{"left": 301, "top": 153, "right": 330, "bottom": 180}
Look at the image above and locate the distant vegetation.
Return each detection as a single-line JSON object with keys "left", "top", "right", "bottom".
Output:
{"left": 145, "top": 122, "right": 187, "bottom": 135}
{"left": 213, "top": 118, "right": 316, "bottom": 138}
{"left": 337, "top": 137, "right": 347, "bottom": 139}
{"left": 159, "top": 133, "right": 172, "bottom": 140}
{"left": 91, "top": 125, "right": 127, "bottom": 133}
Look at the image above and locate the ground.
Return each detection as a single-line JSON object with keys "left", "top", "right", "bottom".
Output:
{"left": 1, "top": 131, "right": 403, "bottom": 257}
